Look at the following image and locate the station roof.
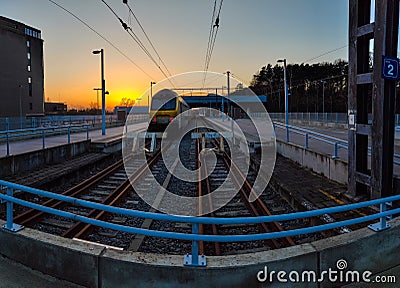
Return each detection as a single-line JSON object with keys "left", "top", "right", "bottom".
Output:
{"left": 182, "top": 95, "right": 266, "bottom": 104}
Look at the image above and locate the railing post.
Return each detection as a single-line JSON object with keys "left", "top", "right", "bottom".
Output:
{"left": 6, "top": 117, "right": 10, "bottom": 157}
{"left": 305, "top": 133, "right": 309, "bottom": 149}
{"left": 332, "top": 142, "right": 339, "bottom": 159}
{"left": 87, "top": 125, "right": 89, "bottom": 140}
{"left": 184, "top": 223, "right": 206, "bottom": 267}
{"left": 42, "top": 128, "right": 45, "bottom": 149}
{"left": 2, "top": 187, "right": 24, "bottom": 232}
{"left": 68, "top": 126, "right": 71, "bottom": 144}
{"left": 368, "top": 202, "right": 392, "bottom": 231}
{"left": 286, "top": 125, "right": 289, "bottom": 142}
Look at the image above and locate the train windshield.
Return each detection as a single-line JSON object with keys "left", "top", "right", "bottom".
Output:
{"left": 151, "top": 98, "right": 176, "bottom": 111}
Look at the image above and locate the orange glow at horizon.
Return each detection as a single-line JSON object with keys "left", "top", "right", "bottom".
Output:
{"left": 45, "top": 63, "right": 151, "bottom": 110}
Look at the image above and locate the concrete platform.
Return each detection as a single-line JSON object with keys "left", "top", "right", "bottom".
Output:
{"left": 0, "top": 254, "right": 83, "bottom": 288}
{"left": 0, "top": 122, "right": 147, "bottom": 158}
{"left": 0, "top": 214, "right": 399, "bottom": 287}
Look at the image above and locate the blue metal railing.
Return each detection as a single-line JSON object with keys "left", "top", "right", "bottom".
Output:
{"left": 0, "top": 115, "right": 120, "bottom": 131}
{"left": 0, "top": 180, "right": 399, "bottom": 266}
{"left": 0, "top": 124, "right": 90, "bottom": 157}
{"left": 273, "top": 122, "right": 400, "bottom": 165}
{"left": 269, "top": 112, "right": 368, "bottom": 125}
{"left": 0, "top": 114, "right": 149, "bottom": 132}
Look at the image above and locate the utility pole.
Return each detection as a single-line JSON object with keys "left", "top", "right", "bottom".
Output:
{"left": 227, "top": 71, "right": 230, "bottom": 118}
{"left": 19, "top": 84, "right": 23, "bottom": 129}
{"left": 93, "top": 88, "right": 101, "bottom": 115}
{"left": 321, "top": 80, "right": 326, "bottom": 115}
{"left": 149, "top": 81, "right": 156, "bottom": 113}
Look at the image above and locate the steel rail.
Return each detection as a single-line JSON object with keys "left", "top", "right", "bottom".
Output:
{"left": 62, "top": 148, "right": 163, "bottom": 239}
{"left": 219, "top": 147, "right": 295, "bottom": 248}
{"left": 197, "top": 134, "right": 221, "bottom": 256}
{"left": 14, "top": 158, "right": 125, "bottom": 225}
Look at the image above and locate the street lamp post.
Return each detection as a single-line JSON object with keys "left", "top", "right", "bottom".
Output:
{"left": 149, "top": 81, "right": 156, "bottom": 113}
{"left": 277, "top": 59, "right": 289, "bottom": 141}
{"left": 93, "top": 49, "right": 106, "bottom": 135}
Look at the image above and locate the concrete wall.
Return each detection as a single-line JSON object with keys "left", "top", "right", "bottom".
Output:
{"left": 0, "top": 140, "right": 90, "bottom": 178}
{"left": 276, "top": 139, "right": 348, "bottom": 184}
{"left": 0, "top": 217, "right": 399, "bottom": 287}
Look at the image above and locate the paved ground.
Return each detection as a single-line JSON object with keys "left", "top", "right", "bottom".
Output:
{"left": 0, "top": 254, "right": 84, "bottom": 288}
{"left": 0, "top": 122, "right": 147, "bottom": 158}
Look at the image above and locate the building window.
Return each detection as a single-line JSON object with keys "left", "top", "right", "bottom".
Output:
{"left": 26, "top": 40, "right": 30, "bottom": 48}
{"left": 29, "top": 83, "right": 32, "bottom": 96}
{"left": 28, "top": 77, "right": 32, "bottom": 84}
{"left": 24, "top": 27, "right": 41, "bottom": 39}
{"left": 27, "top": 52, "right": 31, "bottom": 60}
{"left": 27, "top": 65, "right": 31, "bottom": 72}
{"left": 29, "top": 103, "right": 33, "bottom": 110}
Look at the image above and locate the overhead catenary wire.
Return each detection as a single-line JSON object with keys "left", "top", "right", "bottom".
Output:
{"left": 204, "top": 0, "right": 217, "bottom": 73}
{"left": 124, "top": 0, "right": 175, "bottom": 79}
{"left": 47, "top": 0, "right": 154, "bottom": 79}
{"left": 303, "top": 44, "right": 348, "bottom": 63}
{"left": 100, "top": 0, "right": 174, "bottom": 86}
{"left": 202, "top": 0, "right": 224, "bottom": 87}
{"left": 205, "top": 0, "right": 223, "bottom": 72}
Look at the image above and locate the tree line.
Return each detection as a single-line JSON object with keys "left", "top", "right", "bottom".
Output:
{"left": 249, "top": 59, "right": 349, "bottom": 113}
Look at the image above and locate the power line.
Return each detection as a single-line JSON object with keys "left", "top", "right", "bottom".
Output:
{"left": 100, "top": 0, "right": 174, "bottom": 86}
{"left": 303, "top": 45, "right": 348, "bottom": 63}
{"left": 206, "top": 0, "right": 223, "bottom": 71}
{"left": 124, "top": 0, "right": 175, "bottom": 79}
{"left": 204, "top": 0, "right": 217, "bottom": 73}
{"left": 48, "top": 0, "right": 154, "bottom": 79}
{"left": 202, "top": 0, "right": 224, "bottom": 87}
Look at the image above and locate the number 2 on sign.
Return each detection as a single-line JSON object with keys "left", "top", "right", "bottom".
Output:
{"left": 388, "top": 64, "right": 394, "bottom": 76}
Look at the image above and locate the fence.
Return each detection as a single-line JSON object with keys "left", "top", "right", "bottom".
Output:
{"left": 273, "top": 122, "right": 400, "bottom": 165}
{"left": 0, "top": 180, "right": 398, "bottom": 266}
{"left": 268, "top": 112, "right": 400, "bottom": 125}
{"left": 0, "top": 124, "right": 90, "bottom": 157}
{"left": 0, "top": 114, "right": 127, "bottom": 131}
{"left": 0, "top": 114, "right": 149, "bottom": 157}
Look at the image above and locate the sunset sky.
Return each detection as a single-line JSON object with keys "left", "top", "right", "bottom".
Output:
{"left": 2, "top": 0, "right": 349, "bottom": 110}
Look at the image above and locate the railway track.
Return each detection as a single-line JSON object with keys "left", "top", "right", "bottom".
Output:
{"left": 10, "top": 118, "right": 378, "bottom": 255}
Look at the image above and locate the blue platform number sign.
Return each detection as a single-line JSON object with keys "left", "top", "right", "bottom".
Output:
{"left": 382, "top": 56, "right": 400, "bottom": 80}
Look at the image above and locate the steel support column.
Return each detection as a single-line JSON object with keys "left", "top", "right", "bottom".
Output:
{"left": 371, "top": 0, "right": 399, "bottom": 198}
{"left": 348, "top": 0, "right": 399, "bottom": 198}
